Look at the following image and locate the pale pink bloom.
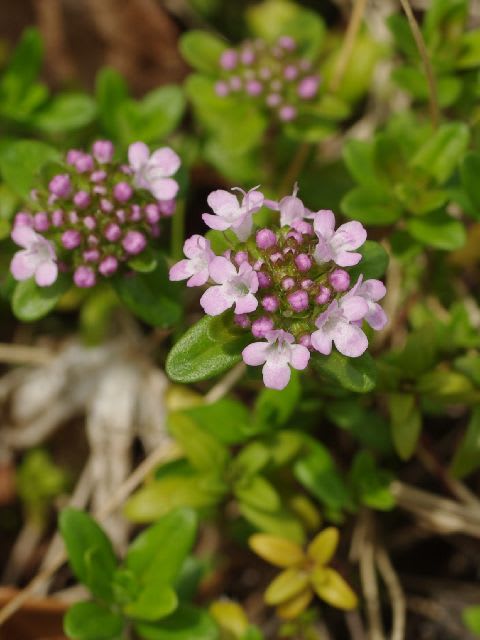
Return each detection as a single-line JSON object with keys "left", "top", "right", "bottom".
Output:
{"left": 200, "top": 257, "right": 258, "bottom": 316}
{"left": 311, "top": 294, "right": 369, "bottom": 358}
{"left": 10, "top": 226, "right": 58, "bottom": 287}
{"left": 169, "top": 235, "right": 215, "bottom": 287}
{"left": 347, "top": 275, "right": 388, "bottom": 330}
{"left": 202, "top": 187, "right": 264, "bottom": 241}
{"left": 128, "top": 142, "right": 180, "bottom": 201}
{"left": 313, "top": 210, "right": 366, "bottom": 267}
{"left": 242, "top": 329, "right": 310, "bottom": 390}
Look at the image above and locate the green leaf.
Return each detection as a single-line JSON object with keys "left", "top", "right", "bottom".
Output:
{"left": 185, "top": 75, "right": 267, "bottom": 154}
{"left": 235, "top": 475, "right": 281, "bottom": 513}
{"left": 95, "top": 67, "right": 129, "bottom": 138}
{"left": 312, "top": 351, "right": 377, "bottom": 393}
{"left": 0, "top": 139, "right": 59, "bottom": 198}
{"left": 117, "top": 86, "right": 186, "bottom": 145}
{"left": 391, "top": 325, "right": 437, "bottom": 378}
{"left": 12, "top": 275, "right": 70, "bottom": 322}
{"left": 411, "top": 122, "right": 470, "bottom": 184}
{"left": 128, "top": 247, "right": 158, "bottom": 273}
{"left": 451, "top": 408, "right": 480, "bottom": 478}
{"left": 246, "top": 0, "right": 325, "bottom": 58}
{"left": 343, "top": 139, "right": 378, "bottom": 188}
{"left": 349, "top": 241, "right": 389, "bottom": 281}
{"left": 59, "top": 509, "right": 117, "bottom": 598}
{"left": 407, "top": 211, "right": 466, "bottom": 250}
{"left": 125, "top": 508, "right": 197, "bottom": 586}
{"left": 326, "top": 400, "right": 393, "bottom": 454}
{"left": 183, "top": 399, "right": 253, "bottom": 444}
{"left": 64, "top": 602, "right": 123, "bottom": 640}
{"left": 179, "top": 31, "right": 227, "bottom": 73}
{"left": 33, "top": 94, "right": 97, "bottom": 134}
{"left": 135, "top": 605, "right": 219, "bottom": 640}
{"left": 124, "top": 471, "right": 226, "bottom": 522}
{"left": 460, "top": 152, "right": 480, "bottom": 210}
{"left": 168, "top": 412, "right": 230, "bottom": 472}
{"left": 253, "top": 370, "right": 301, "bottom": 428}
{"left": 166, "top": 314, "right": 250, "bottom": 383}
{"left": 0, "top": 28, "right": 44, "bottom": 112}
{"left": 388, "top": 393, "right": 422, "bottom": 460}
{"left": 112, "top": 253, "right": 182, "bottom": 327}
{"left": 239, "top": 502, "right": 305, "bottom": 543}
{"left": 462, "top": 605, "right": 480, "bottom": 634}
{"left": 349, "top": 452, "right": 395, "bottom": 511}
{"left": 341, "top": 187, "right": 402, "bottom": 225}
{"left": 294, "top": 442, "right": 352, "bottom": 513}
{"left": 124, "top": 579, "right": 178, "bottom": 622}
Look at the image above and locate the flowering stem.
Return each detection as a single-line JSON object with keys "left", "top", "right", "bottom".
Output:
{"left": 328, "top": 0, "right": 368, "bottom": 92}
{"left": 399, "top": 0, "right": 439, "bottom": 128}
{"left": 278, "top": 142, "right": 311, "bottom": 197}
{"left": 171, "top": 197, "right": 186, "bottom": 261}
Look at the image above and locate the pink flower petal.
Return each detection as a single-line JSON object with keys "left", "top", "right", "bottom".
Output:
{"left": 151, "top": 177, "right": 179, "bottom": 201}
{"left": 234, "top": 293, "right": 258, "bottom": 314}
{"left": 187, "top": 268, "right": 209, "bottom": 287}
{"left": 183, "top": 235, "right": 208, "bottom": 259}
{"left": 333, "top": 322, "right": 368, "bottom": 357}
{"left": 366, "top": 303, "right": 388, "bottom": 330}
{"left": 334, "top": 250, "right": 362, "bottom": 267}
{"left": 200, "top": 285, "right": 232, "bottom": 315}
{"left": 290, "top": 344, "right": 310, "bottom": 370}
{"left": 232, "top": 214, "right": 253, "bottom": 241}
{"left": 128, "top": 142, "right": 149, "bottom": 170}
{"left": 341, "top": 296, "right": 368, "bottom": 322}
{"left": 332, "top": 221, "right": 366, "bottom": 252}
{"left": 169, "top": 259, "right": 193, "bottom": 281}
{"left": 242, "top": 342, "right": 269, "bottom": 366}
{"left": 313, "top": 210, "right": 335, "bottom": 239}
{"left": 279, "top": 195, "right": 304, "bottom": 227}
{"left": 362, "top": 279, "right": 386, "bottom": 301}
{"left": 150, "top": 147, "right": 181, "bottom": 176}
{"left": 313, "top": 238, "right": 334, "bottom": 264}
{"left": 262, "top": 361, "right": 291, "bottom": 390}
{"left": 311, "top": 329, "right": 333, "bottom": 355}
{"left": 207, "top": 190, "right": 239, "bottom": 216}
{"left": 10, "top": 251, "right": 36, "bottom": 280}
{"left": 202, "top": 213, "right": 231, "bottom": 231}
{"left": 209, "top": 256, "right": 236, "bottom": 284}
{"left": 243, "top": 189, "right": 264, "bottom": 212}
{"left": 11, "top": 225, "right": 38, "bottom": 248}
{"left": 35, "top": 261, "right": 58, "bottom": 287}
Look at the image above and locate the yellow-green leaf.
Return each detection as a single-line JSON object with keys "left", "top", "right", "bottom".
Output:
{"left": 276, "top": 588, "right": 314, "bottom": 620}
{"left": 265, "top": 568, "right": 310, "bottom": 605}
{"left": 311, "top": 567, "right": 358, "bottom": 610}
{"left": 249, "top": 534, "right": 304, "bottom": 568}
{"left": 306, "top": 528, "right": 339, "bottom": 566}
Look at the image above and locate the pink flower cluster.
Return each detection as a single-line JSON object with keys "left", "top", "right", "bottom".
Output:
{"left": 215, "top": 36, "right": 321, "bottom": 122}
{"left": 10, "top": 141, "right": 181, "bottom": 288}
{"left": 170, "top": 187, "right": 387, "bottom": 390}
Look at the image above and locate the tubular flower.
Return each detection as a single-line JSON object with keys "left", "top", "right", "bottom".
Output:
{"left": 169, "top": 185, "right": 387, "bottom": 390}
{"left": 249, "top": 528, "right": 358, "bottom": 620}
{"left": 10, "top": 140, "right": 181, "bottom": 289}
{"left": 214, "top": 36, "right": 321, "bottom": 123}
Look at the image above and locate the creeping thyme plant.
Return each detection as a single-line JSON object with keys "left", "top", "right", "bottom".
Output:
{"left": 2, "top": 1, "right": 480, "bottom": 639}
{"left": 169, "top": 186, "right": 386, "bottom": 389}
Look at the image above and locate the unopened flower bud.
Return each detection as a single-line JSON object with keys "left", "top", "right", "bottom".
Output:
{"left": 282, "top": 277, "right": 295, "bottom": 290}
{"left": 288, "top": 289, "right": 309, "bottom": 312}
{"left": 252, "top": 316, "right": 275, "bottom": 338}
{"left": 33, "top": 212, "right": 49, "bottom": 232}
{"left": 114, "top": 182, "right": 133, "bottom": 203}
{"left": 257, "top": 271, "right": 272, "bottom": 288}
{"left": 329, "top": 268, "right": 350, "bottom": 292}
{"left": 315, "top": 286, "right": 331, "bottom": 305}
{"left": 104, "top": 223, "right": 121, "bottom": 242}
{"left": 99, "top": 256, "right": 118, "bottom": 277}
{"left": 220, "top": 49, "right": 238, "bottom": 70}
{"left": 74, "top": 265, "right": 96, "bottom": 288}
{"left": 256, "top": 228, "right": 276, "bottom": 250}
{"left": 74, "top": 191, "right": 90, "bottom": 209}
{"left": 295, "top": 253, "right": 312, "bottom": 272}
{"left": 92, "top": 140, "right": 114, "bottom": 163}
{"left": 49, "top": 174, "right": 71, "bottom": 198}
{"left": 62, "top": 229, "right": 82, "bottom": 249}
{"left": 123, "top": 230, "right": 146, "bottom": 255}
{"left": 234, "top": 314, "right": 251, "bottom": 329}
{"left": 262, "top": 295, "right": 279, "bottom": 312}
